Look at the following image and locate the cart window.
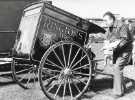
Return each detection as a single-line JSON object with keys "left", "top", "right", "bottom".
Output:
{"left": 14, "top": 8, "right": 41, "bottom": 57}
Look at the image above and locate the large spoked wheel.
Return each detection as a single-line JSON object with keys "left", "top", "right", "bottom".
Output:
{"left": 11, "top": 58, "right": 38, "bottom": 89}
{"left": 39, "top": 41, "right": 92, "bottom": 100}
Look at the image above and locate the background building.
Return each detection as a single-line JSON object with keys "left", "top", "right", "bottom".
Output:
{"left": 0, "top": 0, "right": 39, "bottom": 52}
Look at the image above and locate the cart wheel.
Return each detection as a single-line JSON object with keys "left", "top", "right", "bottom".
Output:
{"left": 39, "top": 41, "right": 92, "bottom": 100}
{"left": 11, "top": 59, "right": 38, "bottom": 89}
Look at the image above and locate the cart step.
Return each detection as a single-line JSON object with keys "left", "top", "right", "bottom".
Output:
{"left": 92, "top": 59, "right": 104, "bottom": 62}
{"left": 95, "top": 69, "right": 113, "bottom": 76}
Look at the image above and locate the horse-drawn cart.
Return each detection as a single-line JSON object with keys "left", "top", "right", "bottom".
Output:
{"left": 0, "top": 1, "right": 108, "bottom": 100}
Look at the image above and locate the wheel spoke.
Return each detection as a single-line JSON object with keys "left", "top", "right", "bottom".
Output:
{"left": 71, "top": 55, "right": 87, "bottom": 69}
{"left": 25, "top": 70, "right": 33, "bottom": 87}
{"left": 41, "top": 74, "right": 59, "bottom": 88}
{"left": 67, "top": 44, "right": 72, "bottom": 67}
{"left": 72, "top": 75, "right": 87, "bottom": 85}
{"left": 44, "top": 74, "right": 59, "bottom": 82}
{"left": 18, "top": 69, "right": 32, "bottom": 82}
{"left": 47, "top": 81, "right": 57, "bottom": 92}
{"left": 72, "top": 64, "right": 90, "bottom": 71}
{"left": 33, "top": 71, "right": 36, "bottom": 87}
{"left": 42, "top": 67, "right": 61, "bottom": 73}
{"left": 53, "top": 49, "right": 65, "bottom": 67}
{"left": 16, "top": 67, "right": 33, "bottom": 74}
{"left": 46, "top": 59, "right": 63, "bottom": 70}
{"left": 71, "top": 78, "right": 81, "bottom": 93}
{"left": 18, "top": 74, "right": 27, "bottom": 82}
{"left": 68, "top": 78, "right": 73, "bottom": 100}
{"left": 63, "top": 78, "right": 67, "bottom": 100}
{"left": 54, "top": 78, "right": 64, "bottom": 98}
{"left": 62, "top": 44, "right": 66, "bottom": 67}
{"left": 46, "top": 76, "right": 60, "bottom": 92}
{"left": 31, "top": 65, "right": 37, "bottom": 87}
{"left": 73, "top": 71, "right": 90, "bottom": 77}
{"left": 33, "top": 65, "right": 38, "bottom": 85}
{"left": 69, "top": 48, "right": 81, "bottom": 68}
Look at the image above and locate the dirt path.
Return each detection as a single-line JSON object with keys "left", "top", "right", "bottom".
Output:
{"left": 0, "top": 74, "right": 135, "bottom": 100}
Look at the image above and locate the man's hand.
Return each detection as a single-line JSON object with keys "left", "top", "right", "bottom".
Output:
{"left": 89, "top": 33, "right": 101, "bottom": 38}
{"left": 111, "top": 40, "right": 121, "bottom": 49}
{"left": 101, "top": 40, "right": 121, "bottom": 52}
{"left": 104, "top": 40, "right": 120, "bottom": 49}
{"left": 89, "top": 34, "right": 95, "bottom": 38}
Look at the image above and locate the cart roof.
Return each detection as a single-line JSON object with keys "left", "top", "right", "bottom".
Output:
{"left": 24, "top": 1, "right": 105, "bottom": 34}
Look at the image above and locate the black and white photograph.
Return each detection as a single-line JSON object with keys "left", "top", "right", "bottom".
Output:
{"left": 0, "top": 0, "right": 135, "bottom": 100}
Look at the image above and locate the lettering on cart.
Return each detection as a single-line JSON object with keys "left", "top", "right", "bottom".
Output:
{"left": 39, "top": 17, "right": 84, "bottom": 47}
{"left": 44, "top": 17, "right": 83, "bottom": 39}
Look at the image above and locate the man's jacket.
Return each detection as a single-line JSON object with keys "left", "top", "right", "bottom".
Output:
{"left": 105, "top": 20, "right": 133, "bottom": 53}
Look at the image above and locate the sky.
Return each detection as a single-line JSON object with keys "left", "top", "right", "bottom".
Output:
{"left": 53, "top": 0, "right": 135, "bottom": 19}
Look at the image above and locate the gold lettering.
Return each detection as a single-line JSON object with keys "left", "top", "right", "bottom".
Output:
{"left": 43, "top": 17, "right": 79, "bottom": 40}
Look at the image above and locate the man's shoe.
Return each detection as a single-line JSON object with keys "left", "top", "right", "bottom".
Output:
{"left": 106, "top": 91, "right": 124, "bottom": 99}
{"left": 110, "top": 93, "right": 124, "bottom": 99}
{"left": 114, "top": 94, "right": 123, "bottom": 98}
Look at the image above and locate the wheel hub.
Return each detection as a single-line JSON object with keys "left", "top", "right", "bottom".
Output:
{"left": 63, "top": 68, "right": 72, "bottom": 76}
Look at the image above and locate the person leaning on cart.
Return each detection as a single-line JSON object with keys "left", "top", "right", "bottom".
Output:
{"left": 89, "top": 11, "right": 133, "bottom": 98}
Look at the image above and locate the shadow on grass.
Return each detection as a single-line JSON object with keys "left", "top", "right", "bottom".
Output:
{"left": 81, "top": 77, "right": 135, "bottom": 100}
{"left": 124, "top": 78, "right": 135, "bottom": 94}
{"left": 0, "top": 75, "right": 15, "bottom": 86}
{"left": 80, "top": 78, "right": 113, "bottom": 99}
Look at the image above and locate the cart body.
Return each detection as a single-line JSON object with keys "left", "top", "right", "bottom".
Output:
{"left": 8, "top": 2, "right": 106, "bottom": 100}
{"left": 12, "top": 2, "right": 105, "bottom": 61}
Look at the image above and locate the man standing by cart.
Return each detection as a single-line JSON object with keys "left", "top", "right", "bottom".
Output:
{"left": 90, "top": 11, "right": 133, "bottom": 98}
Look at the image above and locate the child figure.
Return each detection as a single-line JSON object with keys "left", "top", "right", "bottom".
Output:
{"left": 102, "top": 39, "right": 121, "bottom": 67}
{"left": 103, "top": 40, "right": 113, "bottom": 66}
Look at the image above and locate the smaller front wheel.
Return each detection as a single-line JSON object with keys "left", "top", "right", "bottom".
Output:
{"left": 11, "top": 58, "right": 38, "bottom": 89}
{"left": 39, "top": 41, "right": 92, "bottom": 100}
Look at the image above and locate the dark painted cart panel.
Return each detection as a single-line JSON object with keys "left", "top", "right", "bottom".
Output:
{"left": 33, "top": 15, "right": 87, "bottom": 60}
